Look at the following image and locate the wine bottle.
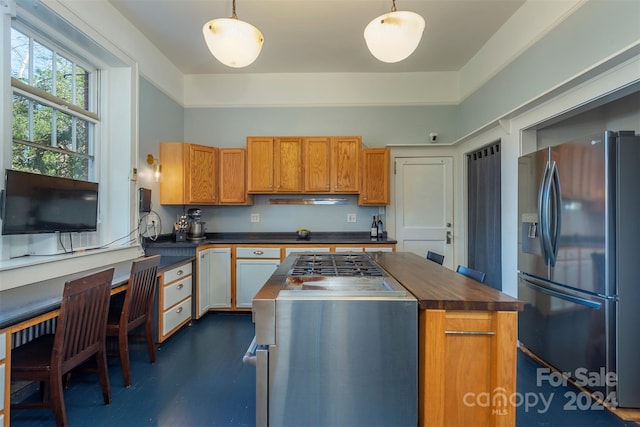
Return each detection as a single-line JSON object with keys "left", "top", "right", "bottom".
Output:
{"left": 377, "top": 215, "right": 383, "bottom": 239}
{"left": 370, "top": 215, "right": 378, "bottom": 238}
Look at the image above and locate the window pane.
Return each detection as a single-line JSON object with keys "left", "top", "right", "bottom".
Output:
{"left": 12, "top": 143, "right": 89, "bottom": 180}
{"left": 12, "top": 94, "right": 29, "bottom": 140}
{"left": 75, "top": 65, "right": 89, "bottom": 110}
{"left": 76, "top": 118, "right": 89, "bottom": 154}
{"left": 56, "top": 54, "right": 73, "bottom": 103}
{"left": 33, "top": 41, "right": 53, "bottom": 93}
{"left": 56, "top": 109, "right": 73, "bottom": 150}
{"left": 11, "top": 28, "right": 30, "bottom": 82}
{"left": 32, "top": 102, "right": 53, "bottom": 146}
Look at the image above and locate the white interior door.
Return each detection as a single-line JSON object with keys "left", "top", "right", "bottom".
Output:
{"left": 395, "top": 157, "right": 454, "bottom": 268}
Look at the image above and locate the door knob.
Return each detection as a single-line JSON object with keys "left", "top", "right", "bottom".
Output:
{"left": 446, "top": 231, "right": 452, "bottom": 244}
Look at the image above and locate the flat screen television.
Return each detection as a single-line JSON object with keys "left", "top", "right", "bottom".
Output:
{"left": 1, "top": 169, "right": 99, "bottom": 235}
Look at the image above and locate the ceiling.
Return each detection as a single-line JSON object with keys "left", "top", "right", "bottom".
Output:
{"left": 108, "top": 0, "right": 526, "bottom": 75}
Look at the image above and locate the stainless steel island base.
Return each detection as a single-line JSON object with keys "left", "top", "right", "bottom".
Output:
{"left": 266, "top": 298, "right": 417, "bottom": 427}
{"left": 250, "top": 253, "right": 418, "bottom": 427}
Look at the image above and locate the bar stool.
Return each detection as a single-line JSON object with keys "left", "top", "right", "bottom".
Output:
{"left": 456, "top": 265, "right": 486, "bottom": 283}
{"left": 426, "top": 251, "right": 445, "bottom": 265}
{"left": 11, "top": 268, "right": 115, "bottom": 427}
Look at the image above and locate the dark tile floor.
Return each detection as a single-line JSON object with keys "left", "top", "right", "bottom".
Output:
{"left": 9, "top": 312, "right": 637, "bottom": 426}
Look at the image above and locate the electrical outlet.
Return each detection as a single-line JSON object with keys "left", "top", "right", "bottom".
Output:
{"left": 251, "top": 213, "right": 260, "bottom": 223}
{"left": 347, "top": 213, "right": 357, "bottom": 223}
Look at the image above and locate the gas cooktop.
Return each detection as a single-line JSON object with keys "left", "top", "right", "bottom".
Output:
{"left": 287, "top": 253, "right": 384, "bottom": 277}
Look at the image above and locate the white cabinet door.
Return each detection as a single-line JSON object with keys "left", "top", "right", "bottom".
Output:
{"left": 198, "top": 247, "right": 232, "bottom": 317}
{"left": 236, "top": 259, "right": 280, "bottom": 308}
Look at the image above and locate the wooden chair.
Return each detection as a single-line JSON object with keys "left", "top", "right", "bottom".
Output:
{"left": 456, "top": 265, "right": 486, "bottom": 283}
{"left": 11, "top": 268, "right": 115, "bottom": 427}
{"left": 426, "top": 251, "right": 445, "bottom": 265}
{"left": 106, "top": 255, "right": 160, "bottom": 387}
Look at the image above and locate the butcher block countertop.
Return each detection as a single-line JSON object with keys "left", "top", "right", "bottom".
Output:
{"left": 370, "top": 252, "right": 523, "bottom": 312}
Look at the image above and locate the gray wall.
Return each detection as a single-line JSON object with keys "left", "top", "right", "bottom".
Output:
{"left": 455, "top": 0, "right": 640, "bottom": 139}
{"left": 184, "top": 105, "right": 457, "bottom": 148}
{"left": 138, "top": 77, "right": 184, "bottom": 233}
{"left": 137, "top": 0, "right": 640, "bottom": 237}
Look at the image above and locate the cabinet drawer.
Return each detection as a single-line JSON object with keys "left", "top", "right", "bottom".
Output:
{"left": 164, "top": 262, "right": 192, "bottom": 283}
{"left": 163, "top": 297, "right": 192, "bottom": 335}
{"left": 334, "top": 247, "right": 364, "bottom": 252}
{"left": 364, "top": 246, "right": 394, "bottom": 252}
{"left": 164, "top": 276, "right": 192, "bottom": 309}
{"left": 285, "top": 247, "right": 331, "bottom": 256}
{"left": 236, "top": 247, "right": 281, "bottom": 258}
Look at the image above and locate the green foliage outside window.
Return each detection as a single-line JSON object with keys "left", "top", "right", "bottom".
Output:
{"left": 10, "top": 27, "right": 94, "bottom": 181}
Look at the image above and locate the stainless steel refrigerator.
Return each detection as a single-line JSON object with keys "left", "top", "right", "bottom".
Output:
{"left": 517, "top": 130, "right": 640, "bottom": 408}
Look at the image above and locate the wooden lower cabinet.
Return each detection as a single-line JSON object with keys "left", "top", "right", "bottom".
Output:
{"left": 157, "top": 261, "right": 193, "bottom": 343}
{"left": 421, "top": 309, "right": 517, "bottom": 427}
{"left": 235, "top": 246, "right": 281, "bottom": 309}
{"left": 196, "top": 246, "right": 232, "bottom": 316}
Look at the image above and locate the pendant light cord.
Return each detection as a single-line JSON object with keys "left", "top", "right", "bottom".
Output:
{"left": 231, "top": 0, "right": 238, "bottom": 19}
{"left": 391, "top": 0, "right": 397, "bottom": 12}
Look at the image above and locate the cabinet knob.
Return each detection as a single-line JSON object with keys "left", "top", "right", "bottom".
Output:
{"left": 176, "top": 307, "right": 183, "bottom": 313}
{"left": 253, "top": 250, "right": 264, "bottom": 255}
{"left": 177, "top": 270, "right": 184, "bottom": 276}
{"left": 177, "top": 284, "right": 183, "bottom": 290}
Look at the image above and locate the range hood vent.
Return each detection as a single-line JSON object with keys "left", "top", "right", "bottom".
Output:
{"left": 269, "top": 197, "right": 348, "bottom": 205}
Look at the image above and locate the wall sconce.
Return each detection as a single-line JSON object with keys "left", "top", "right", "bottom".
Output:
{"left": 146, "top": 154, "right": 161, "bottom": 182}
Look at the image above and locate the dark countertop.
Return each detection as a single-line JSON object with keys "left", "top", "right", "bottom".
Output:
{"left": 144, "top": 232, "right": 397, "bottom": 248}
{"left": 370, "top": 252, "right": 523, "bottom": 311}
{"left": 157, "top": 255, "right": 195, "bottom": 271}
{"left": 0, "top": 254, "right": 194, "bottom": 330}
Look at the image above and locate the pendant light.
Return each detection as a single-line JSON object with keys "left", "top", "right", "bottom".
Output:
{"left": 364, "top": 0, "right": 425, "bottom": 63}
{"left": 202, "top": 0, "right": 264, "bottom": 68}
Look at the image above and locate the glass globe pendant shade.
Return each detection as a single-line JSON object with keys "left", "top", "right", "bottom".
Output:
{"left": 203, "top": 17, "right": 264, "bottom": 68}
{"left": 364, "top": 11, "right": 425, "bottom": 63}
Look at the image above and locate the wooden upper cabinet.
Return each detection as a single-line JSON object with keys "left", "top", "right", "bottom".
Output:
{"left": 219, "top": 148, "right": 252, "bottom": 205}
{"left": 274, "top": 137, "right": 304, "bottom": 192}
{"left": 359, "top": 148, "right": 390, "bottom": 205}
{"left": 160, "top": 142, "right": 218, "bottom": 205}
{"left": 304, "top": 137, "right": 332, "bottom": 192}
{"left": 331, "top": 136, "right": 361, "bottom": 193}
{"left": 247, "top": 137, "right": 303, "bottom": 193}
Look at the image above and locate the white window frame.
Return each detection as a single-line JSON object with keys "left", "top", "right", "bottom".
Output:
{"left": 10, "top": 22, "right": 99, "bottom": 181}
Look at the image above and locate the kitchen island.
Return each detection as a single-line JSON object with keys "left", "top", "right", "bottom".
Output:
{"left": 370, "top": 251, "right": 523, "bottom": 427}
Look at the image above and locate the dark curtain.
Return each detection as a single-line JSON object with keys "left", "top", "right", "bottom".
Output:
{"left": 467, "top": 142, "right": 502, "bottom": 290}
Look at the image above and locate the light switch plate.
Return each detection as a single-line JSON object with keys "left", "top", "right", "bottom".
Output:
{"left": 347, "top": 213, "right": 356, "bottom": 223}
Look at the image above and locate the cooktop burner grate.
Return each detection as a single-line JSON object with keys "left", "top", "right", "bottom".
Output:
{"left": 288, "top": 253, "right": 384, "bottom": 277}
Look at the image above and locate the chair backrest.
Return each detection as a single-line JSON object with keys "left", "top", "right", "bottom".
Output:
{"left": 54, "top": 268, "right": 115, "bottom": 375}
{"left": 426, "top": 251, "right": 445, "bottom": 265}
{"left": 456, "top": 265, "right": 486, "bottom": 283}
{"left": 121, "top": 255, "right": 161, "bottom": 329}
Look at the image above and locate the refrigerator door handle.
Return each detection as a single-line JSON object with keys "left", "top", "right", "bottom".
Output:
{"left": 548, "top": 161, "right": 562, "bottom": 266}
{"left": 538, "top": 160, "right": 553, "bottom": 265}
{"left": 520, "top": 276, "right": 602, "bottom": 309}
